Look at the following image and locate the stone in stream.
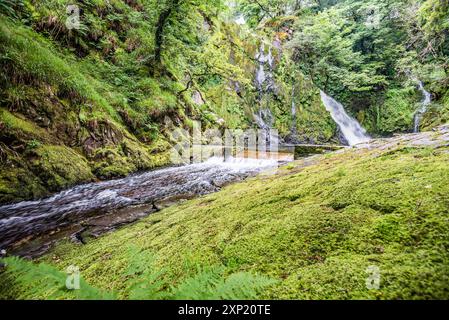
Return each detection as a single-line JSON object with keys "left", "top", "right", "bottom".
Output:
{"left": 294, "top": 144, "right": 345, "bottom": 159}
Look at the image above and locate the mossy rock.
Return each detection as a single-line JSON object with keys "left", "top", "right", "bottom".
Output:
{"left": 375, "top": 88, "right": 417, "bottom": 135}
{"left": 92, "top": 139, "right": 172, "bottom": 179}
{"left": 0, "top": 108, "right": 54, "bottom": 145}
{"left": 92, "top": 146, "right": 137, "bottom": 179}
{"left": 28, "top": 145, "right": 95, "bottom": 192}
{"left": 0, "top": 166, "right": 47, "bottom": 204}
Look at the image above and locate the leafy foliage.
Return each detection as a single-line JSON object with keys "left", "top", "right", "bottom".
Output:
{"left": 171, "top": 266, "right": 275, "bottom": 300}
{"left": 0, "top": 0, "right": 23, "bottom": 18}
{"left": 283, "top": 0, "right": 449, "bottom": 134}
{"left": 0, "top": 248, "right": 275, "bottom": 300}
{"left": 0, "top": 256, "right": 114, "bottom": 299}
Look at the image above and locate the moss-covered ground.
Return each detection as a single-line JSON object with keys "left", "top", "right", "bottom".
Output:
{"left": 2, "top": 129, "right": 448, "bottom": 299}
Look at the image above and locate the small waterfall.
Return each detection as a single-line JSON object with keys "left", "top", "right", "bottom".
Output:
{"left": 291, "top": 87, "right": 297, "bottom": 135}
{"left": 320, "top": 91, "right": 370, "bottom": 146}
{"left": 253, "top": 42, "right": 280, "bottom": 148}
{"left": 255, "top": 42, "right": 275, "bottom": 99}
{"left": 413, "top": 81, "right": 432, "bottom": 133}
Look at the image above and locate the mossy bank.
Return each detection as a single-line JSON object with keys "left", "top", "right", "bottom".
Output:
{"left": 2, "top": 126, "right": 449, "bottom": 299}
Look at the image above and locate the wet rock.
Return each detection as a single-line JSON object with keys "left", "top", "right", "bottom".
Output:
{"left": 70, "top": 228, "right": 87, "bottom": 245}
{"left": 192, "top": 91, "right": 205, "bottom": 105}
{"left": 212, "top": 175, "right": 241, "bottom": 188}
{"left": 82, "top": 120, "right": 124, "bottom": 156}
{"left": 154, "top": 193, "right": 197, "bottom": 211}
{"left": 357, "top": 124, "right": 449, "bottom": 150}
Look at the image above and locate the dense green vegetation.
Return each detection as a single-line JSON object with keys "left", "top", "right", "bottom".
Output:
{"left": 1, "top": 249, "right": 275, "bottom": 299}
{"left": 287, "top": 0, "right": 449, "bottom": 133}
{"left": 1, "top": 0, "right": 449, "bottom": 301}
{"left": 241, "top": 0, "right": 448, "bottom": 134}
{"left": 0, "top": 0, "right": 335, "bottom": 203}
{"left": 2, "top": 0, "right": 447, "bottom": 203}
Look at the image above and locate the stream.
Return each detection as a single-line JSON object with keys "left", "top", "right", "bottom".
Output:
{"left": 0, "top": 155, "right": 284, "bottom": 258}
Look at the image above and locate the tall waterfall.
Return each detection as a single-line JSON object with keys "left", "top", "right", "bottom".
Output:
{"left": 320, "top": 91, "right": 370, "bottom": 146}
{"left": 413, "top": 81, "right": 432, "bottom": 133}
{"left": 255, "top": 43, "right": 274, "bottom": 94}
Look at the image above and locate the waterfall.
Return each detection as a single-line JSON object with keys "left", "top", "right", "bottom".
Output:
{"left": 253, "top": 42, "right": 280, "bottom": 147}
{"left": 291, "top": 87, "right": 297, "bottom": 135}
{"left": 320, "top": 91, "right": 370, "bottom": 146}
{"left": 413, "top": 81, "right": 432, "bottom": 133}
{"left": 255, "top": 43, "right": 275, "bottom": 97}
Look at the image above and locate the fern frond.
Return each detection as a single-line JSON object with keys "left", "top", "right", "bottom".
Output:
{"left": 212, "top": 272, "right": 277, "bottom": 300}
{"left": 170, "top": 266, "right": 276, "bottom": 300}
{"left": 0, "top": 0, "right": 22, "bottom": 19}
{"left": 1, "top": 253, "right": 276, "bottom": 300}
{"left": 170, "top": 266, "right": 225, "bottom": 300}
{"left": 123, "top": 246, "right": 169, "bottom": 300}
{"left": 0, "top": 257, "right": 114, "bottom": 300}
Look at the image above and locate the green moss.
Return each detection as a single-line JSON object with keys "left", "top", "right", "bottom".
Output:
{"left": 0, "top": 12, "right": 179, "bottom": 202}
{"left": 92, "top": 138, "right": 171, "bottom": 179}
{"left": 3, "top": 140, "right": 448, "bottom": 299}
{"left": 92, "top": 146, "right": 136, "bottom": 179}
{"left": 374, "top": 88, "right": 417, "bottom": 134}
{"left": 270, "top": 59, "right": 336, "bottom": 143}
{"left": 0, "top": 108, "right": 52, "bottom": 143}
{"left": 0, "top": 166, "right": 47, "bottom": 203}
{"left": 422, "top": 91, "right": 449, "bottom": 130}
{"left": 29, "top": 145, "right": 95, "bottom": 192}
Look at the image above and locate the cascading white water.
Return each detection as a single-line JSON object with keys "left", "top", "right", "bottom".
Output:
{"left": 255, "top": 43, "right": 275, "bottom": 102}
{"left": 291, "top": 87, "right": 297, "bottom": 135}
{"left": 320, "top": 91, "right": 370, "bottom": 146}
{"left": 204, "top": 156, "right": 278, "bottom": 169}
{"left": 253, "top": 42, "right": 280, "bottom": 147}
{"left": 414, "top": 81, "right": 432, "bottom": 133}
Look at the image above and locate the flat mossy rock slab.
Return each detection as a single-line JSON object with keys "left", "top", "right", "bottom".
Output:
{"left": 3, "top": 125, "right": 448, "bottom": 299}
